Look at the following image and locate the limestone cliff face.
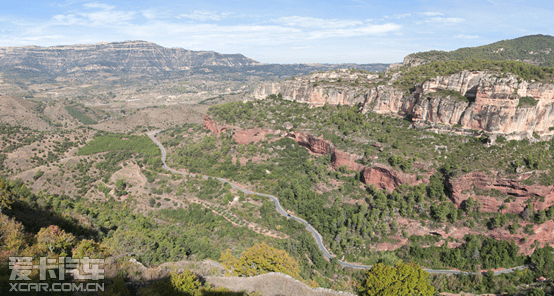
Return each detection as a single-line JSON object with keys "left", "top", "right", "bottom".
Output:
{"left": 253, "top": 70, "right": 379, "bottom": 107}
{"left": 254, "top": 82, "right": 367, "bottom": 107}
{"left": 253, "top": 70, "right": 554, "bottom": 138}
{"left": 0, "top": 41, "right": 260, "bottom": 74}
{"left": 418, "top": 71, "right": 554, "bottom": 136}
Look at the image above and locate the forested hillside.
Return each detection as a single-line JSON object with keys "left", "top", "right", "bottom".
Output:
{"left": 406, "top": 34, "right": 554, "bottom": 66}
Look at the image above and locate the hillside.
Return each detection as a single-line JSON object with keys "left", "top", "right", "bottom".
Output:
{"left": 405, "top": 34, "right": 554, "bottom": 67}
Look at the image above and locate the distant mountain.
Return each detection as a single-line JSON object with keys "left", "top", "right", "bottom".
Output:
{"left": 405, "top": 34, "right": 554, "bottom": 67}
{"left": 0, "top": 40, "right": 261, "bottom": 75}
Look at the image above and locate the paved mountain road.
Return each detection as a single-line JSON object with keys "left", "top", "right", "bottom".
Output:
{"left": 147, "top": 130, "right": 529, "bottom": 275}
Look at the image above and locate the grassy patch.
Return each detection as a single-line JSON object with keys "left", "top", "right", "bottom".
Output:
{"left": 78, "top": 133, "right": 160, "bottom": 156}
{"left": 65, "top": 105, "right": 97, "bottom": 125}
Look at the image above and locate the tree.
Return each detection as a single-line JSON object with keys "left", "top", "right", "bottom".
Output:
{"left": 171, "top": 269, "right": 202, "bottom": 295}
{"left": 472, "top": 247, "right": 480, "bottom": 261}
{"left": 72, "top": 239, "right": 109, "bottom": 259}
{"left": 357, "top": 262, "right": 434, "bottom": 296}
{"left": 0, "top": 213, "right": 27, "bottom": 259}
{"left": 522, "top": 204, "right": 534, "bottom": 220}
{"left": 100, "top": 276, "right": 130, "bottom": 296}
{"left": 220, "top": 242, "right": 300, "bottom": 279}
{"left": 36, "top": 225, "right": 76, "bottom": 256}
{"left": 33, "top": 169, "right": 44, "bottom": 181}
{"left": 0, "top": 179, "right": 14, "bottom": 213}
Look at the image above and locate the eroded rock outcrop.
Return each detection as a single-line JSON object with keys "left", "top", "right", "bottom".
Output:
{"left": 286, "top": 132, "right": 362, "bottom": 171}
{"left": 203, "top": 114, "right": 226, "bottom": 135}
{"left": 233, "top": 128, "right": 285, "bottom": 145}
{"left": 253, "top": 70, "right": 554, "bottom": 139}
{"left": 287, "top": 132, "right": 333, "bottom": 155}
{"left": 285, "top": 131, "right": 419, "bottom": 190}
{"left": 448, "top": 171, "right": 554, "bottom": 214}
{"left": 360, "top": 165, "right": 425, "bottom": 192}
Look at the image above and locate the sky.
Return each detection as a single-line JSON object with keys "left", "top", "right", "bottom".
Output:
{"left": 0, "top": 0, "right": 553, "bottom": 64}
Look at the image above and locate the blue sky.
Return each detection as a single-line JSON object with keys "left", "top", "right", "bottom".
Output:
{"left": 0, "top": 0, "right": 553, "bottom": 63}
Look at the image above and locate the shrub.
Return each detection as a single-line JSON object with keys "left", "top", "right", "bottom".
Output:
{"left": 518, "top": 96, "right": 538, "bottom": 107}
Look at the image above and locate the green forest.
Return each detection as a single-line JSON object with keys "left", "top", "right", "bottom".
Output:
{"left": 408, "top": 34, "right": 554, "bottom": 66}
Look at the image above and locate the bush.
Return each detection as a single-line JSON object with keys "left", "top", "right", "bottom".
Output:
{"left": 358, "top": 262, "right": 434, "bottom": 296}
{"left": 33, "top": 169, "right": 44, "bottom": 181}
{"left": 518, "top": 96, "right": 538, "bottom": 107}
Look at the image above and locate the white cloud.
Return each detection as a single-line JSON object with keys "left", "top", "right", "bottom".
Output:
{"left": 53, "top": 2, "right": 137, "bottom": 26}
{"left": 53, "top": 14, "right": 81, "bottom": 25}
{"left": 454, "top": 34, "right": 479, "bottom": 39}
{"left": 274, "top": 16, "right": 363, "bottom": 29}
{"left": 78, "top": 9, "right": 135, "bottom": 25}
{"left": 83, "top": 2, "right": 114, "bottom": 10}
{"left": 141, "top": 9, "right": 171, "bottom": 20}
{"left": 421, "top": 12, "right": 444, "bottom": 16}
{"left": 384, "top": 13, "right": 411, "bottom": 19}
{"left": 118, "top": 22, "right": 302, "bottom": 48}
{"left": 308, "top": 23, "right": 402, "bottom": 39}
{"left": 179, "top": 11, "right": 232, "bottom": 21}
{"left": 416, "top": 17, "right": 464, "bottom": 24}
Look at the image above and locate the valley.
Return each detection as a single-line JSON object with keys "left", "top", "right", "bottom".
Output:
{"left": 2, "top": 36, "right": 554, "bottom": 296}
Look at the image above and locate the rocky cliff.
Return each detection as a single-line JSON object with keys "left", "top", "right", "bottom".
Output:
{"left": 448, "top": 171, "right": 554, "bottom": 214}
{"left": 253, "top": 70, "right": 378, "bottom": 107}
{"left": 253, "top": 70, "right": 554, "bottom": 139}
{"left": 0, "top": 41, "right": 260, "bottom": 74}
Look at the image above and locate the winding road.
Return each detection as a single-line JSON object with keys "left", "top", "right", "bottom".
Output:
{"left": 147, "top": 130, "right": 529, "bottom": 275}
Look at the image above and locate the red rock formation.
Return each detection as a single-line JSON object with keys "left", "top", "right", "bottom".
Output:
{"left": 203, "top": 114, "right": 226, "bottom": 136}
{"left": 448, "top": 171, "right": 554, "bottom": 214}
{"left": 233, "top": 128, "right": 279, "bottom": 145}
{"left": 287, "top": 132, "right": 333, "bottom": 155}
{"left": 331, "top": 149, "right": 362, "bottom": 171}
{"left": 488, "top": 220, "right": 554, "bottom": 255}
{"left": 371, "top": 215, "right": 554, "bottom": 255}
{"left": 361, "top": 165, "right": 424, "bottom": 192}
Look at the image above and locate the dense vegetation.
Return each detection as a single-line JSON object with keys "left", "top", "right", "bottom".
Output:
{"left": 159, "top": 96, "right": 554, "bottom": 294}
{"left": 395, "top": 59, "right": 554, "bottom": 91}
{"left": 357, "top": 262, "right": 434, "bottom": 296}
{"left": 78, "top": 132, "right": 160, "bottom": 156}
{"left": 64, "top": 105, "right": 98, "bottom": 125}
{"left": 408, "top": 34, "right": 554, "bottom": 67}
